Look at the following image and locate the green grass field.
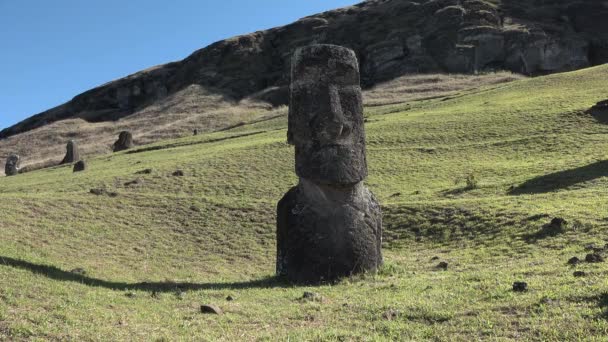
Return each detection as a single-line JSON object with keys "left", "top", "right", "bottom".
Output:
{"left": 1, "top": 65, "right": 608, "bottom": 341}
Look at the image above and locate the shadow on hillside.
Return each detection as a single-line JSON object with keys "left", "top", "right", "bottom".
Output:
{"left": 509, "top": 160, "right": 608, "bottom": 195}
{"left": 575, "top": 292, "right": 608, "bottom": 320}
{"left": 0, "top": 256, "right": 289, "bottom": 291}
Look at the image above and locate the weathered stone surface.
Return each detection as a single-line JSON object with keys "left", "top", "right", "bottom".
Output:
{"left": 61, "top": 140, "right": 81, "bottom": 164}
{"left": 288, "top": 45, "right": 367, "bottom": 186}
{"left": 2, "top": 0, "right": 606, "bottom": 140}
{"left": 277, "top": 181, "right": 383, "bottom": 283}
{"left": 5, "top": 154, "right": 20, "bottom": 176}
{"left": 277, "top": 45, "right": 382, "bottom": 284}
{"left": 73, "top": 160, "right": 86, "bottom": 172}
{"left": 112, "top": 131, "right": 134, "bottom": 152}
{"left": 200, "top": 304, "right": 222, "bottom": 315}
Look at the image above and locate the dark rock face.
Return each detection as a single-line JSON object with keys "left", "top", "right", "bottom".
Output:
{"left": 61, "top": 140, "right": 81, "bottom": 164}
{"left": 277, "top": 45, "right": 382, "bottom": 284}
{"left": 1, "top": 0, "right": 606, "bottom": 140}
{"left": 112, "top": 131, "right": 134, "bottom": 152}
{"left": 73, "top": 160, "right": 86, "bottom": 172}
{"left": 4, "top": 154, "right": 20, "bottom": 176}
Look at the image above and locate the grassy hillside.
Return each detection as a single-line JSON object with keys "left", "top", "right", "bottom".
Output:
{"left": 0, "top": 65, "right": 607, "bottom": 341}
{"left": 0, "top": 72, "right": 521, "bottom": 174}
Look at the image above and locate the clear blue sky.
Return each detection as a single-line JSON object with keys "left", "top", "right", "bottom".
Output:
{"left": 0, "top": 0, "right": 357, "bottom": 130}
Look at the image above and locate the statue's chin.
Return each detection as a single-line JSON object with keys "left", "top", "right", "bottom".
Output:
{"left": 297, "top": 144, "right": 366, "bottom": 185}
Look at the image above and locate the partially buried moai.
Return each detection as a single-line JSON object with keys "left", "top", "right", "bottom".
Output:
{"left": 276, "top": 44, "right": 383, "bottom": 283}
{"left": 61, "top": 140, "right": 81, "bottom": 164}
{"left": 112, "top": 131, "right": 134, "bottom": 152}
{"left": 5, "top": 154, "right": 20, "bottom": 176}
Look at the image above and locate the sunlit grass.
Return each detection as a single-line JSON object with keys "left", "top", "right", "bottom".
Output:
{"left": 0, "top": 65, "right": 607, "bottom": 340}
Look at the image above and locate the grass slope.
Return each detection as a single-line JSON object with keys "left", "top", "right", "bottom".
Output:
{"left": 0, "top": 65, "right": 607, "bottom": 341}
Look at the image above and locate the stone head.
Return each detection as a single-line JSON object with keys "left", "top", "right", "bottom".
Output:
{"left": 5, "top": 154, "right": 20, "bottom": 176}
{"left": 288, "top": 44, "right": 367, "bottom": 185}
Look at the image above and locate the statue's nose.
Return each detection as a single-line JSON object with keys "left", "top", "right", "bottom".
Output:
{"left": 320, "top": 86, "right": 350, "bottom": 142}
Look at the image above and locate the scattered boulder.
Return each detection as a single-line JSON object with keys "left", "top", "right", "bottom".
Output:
{"left": 200, "top": 304, "right": 223, "bottom": 315}
{"left": 89, "top": 188, "right": 118, "bottom": 197}
{"left": 124, "top": 178, "right": 143, "bottom": 187}
{"left": 61, "top": 140, "right": 80, "bottom": 164}
{"left": 226, "top": 295, "right": 234, "bottom": 301}
{"left": 135, "top": 168, "right": 153, "bottom": 175}
{"left": 112, "top": 131, "right": 134, "bottom": 152}
{"left": 436, "top": 262, "right": 449, "bottom": 270}
{"left": 4, "top": 154, "right": 20, "bottom": 176}
{"left": 431, "top": 256, "right": 440, "bottom": 261}
{"left": 73, "top": 160, "right": 86, "bottom": 172}
{"left": 69, "top": 268, "right": 86, "bottom": 275}
{"left": 300, "top": 292, "right": 323, "bottom": 303}
{"left": 573, "top": 271, "right": 587, "bottom": 277}
{"left": 512, "top": 282, "right": 528, "bottom": 292}
{"left": 382, "top": 309, "right": 401, "bottom": 321}
{"left": 547, "top": 217, "right": 567, "bottom": 233}
{"left": 567, "top": 257, "right": 580, "bottom": 266}
{"left": 172, "top": 170, "right": 185, "bottom": 177}
{"left": 585, "top": 253, "right": 604, "bottom": 263}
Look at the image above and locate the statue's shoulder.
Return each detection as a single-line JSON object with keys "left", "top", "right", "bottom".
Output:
{"left": 277, "top": 186, "right": 298, "bottom": 211}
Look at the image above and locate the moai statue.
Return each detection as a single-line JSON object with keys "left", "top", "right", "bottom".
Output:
{"left": 112, "top": 131, "right": 134, "bottom": 152}
{"left": 276, "top": 44, "right": 383, "bottom": 283}
{"left": 61, "top": 140, "right": 81, "bottom": 164}
{"left": 5, "top": 154, "right": 20, "bottom": 176}
{"left": 193, "top": 129, "right": 199, "bottom": 136}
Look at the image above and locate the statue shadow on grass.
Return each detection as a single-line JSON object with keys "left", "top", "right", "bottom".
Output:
{"left": 0, "top": 256, "right": 289, "bottom": 292}
{"left": 509, "top": 160, "right": 608, "bottom": 195}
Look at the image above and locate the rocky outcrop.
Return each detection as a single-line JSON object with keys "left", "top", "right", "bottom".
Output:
{"left": 1, "top": 0, "right": 606, "bottom": 139}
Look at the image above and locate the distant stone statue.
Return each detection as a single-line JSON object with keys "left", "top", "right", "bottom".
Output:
{"left": 5, "top": 154, "right": 20, "bottom": 176}
{"left": 276, "top": 44, "right": 383, "bottom": 283}
{"left": 73, "top": 160, "right": 86, "bottom": 172}
{"left": 112, "top": 131, "right": 134, "bottom": 152}
{"left": 193, "top": 129, "right": 199, "bottom": 136}
{"left": 61, "top": 140, "right": 81, "bottom": 164}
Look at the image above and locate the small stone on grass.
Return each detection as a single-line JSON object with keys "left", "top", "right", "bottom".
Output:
{"left": 200, "top": 304, "right": 222, "bottom": 315}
